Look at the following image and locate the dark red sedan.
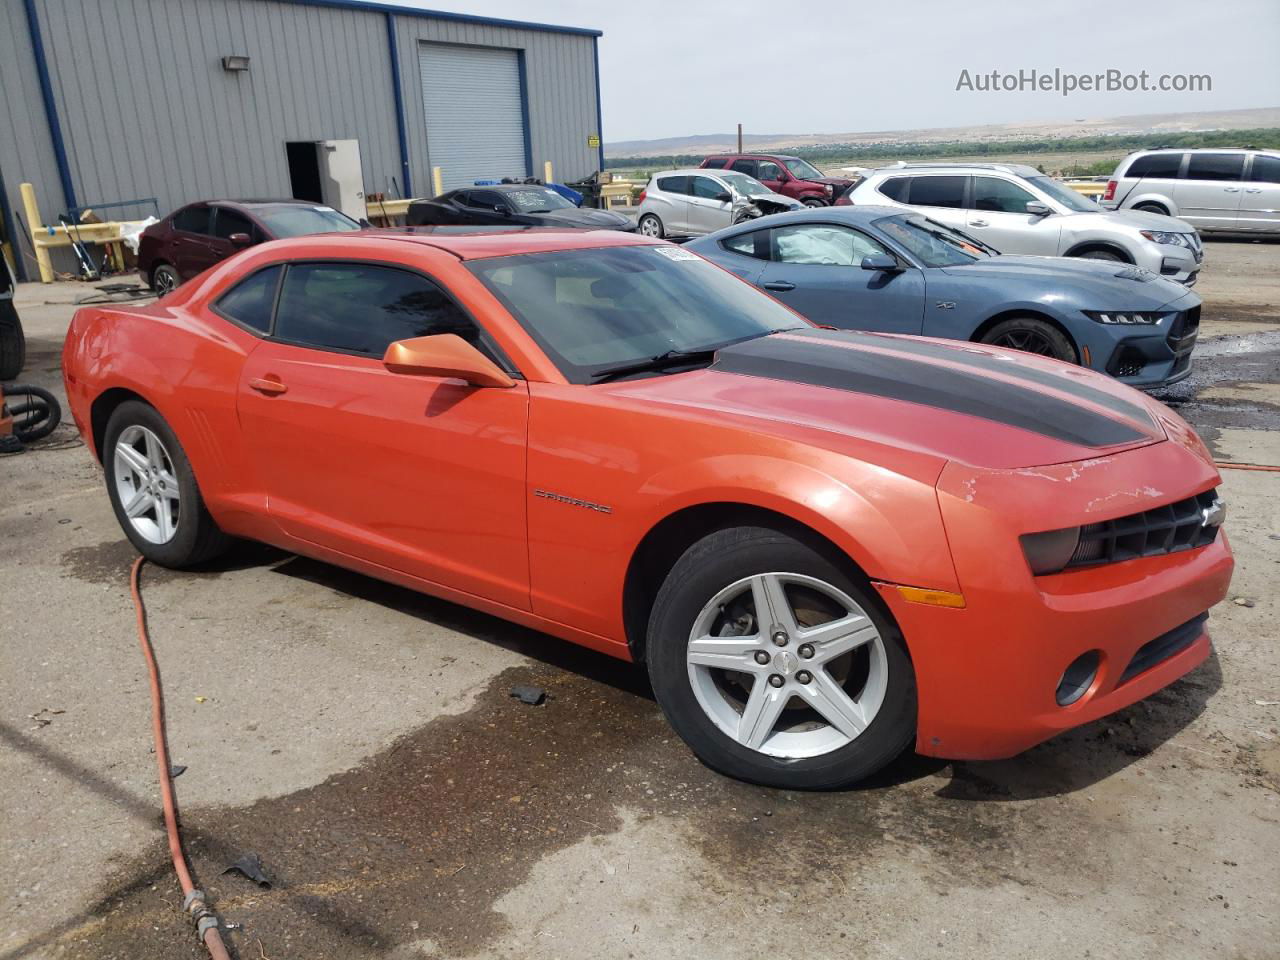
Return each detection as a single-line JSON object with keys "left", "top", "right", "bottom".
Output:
{"left": 137, "top": 199, "right": 360, "bottom": 294}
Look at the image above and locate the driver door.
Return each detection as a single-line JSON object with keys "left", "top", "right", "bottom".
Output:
{"left": 686, "top": 175, "right": 734, "bottom": 235}
{"left": 234, "top": 259, "right": 531, "bottom": 610}
{"left": 753, "top": 223, "right": 924, "bottom": 334}
{"left": 965, "top": 176, "right": 1061, "bottom": 255}
{"left": 459, "top": 190, "right": 512, "bottom": 226}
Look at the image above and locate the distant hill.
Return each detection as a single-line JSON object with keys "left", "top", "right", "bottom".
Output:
{"left": 605, "top": 106, "right": 1280, "bottom": 159}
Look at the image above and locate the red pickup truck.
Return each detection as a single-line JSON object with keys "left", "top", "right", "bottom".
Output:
{"left": 699, "top": 154, "right": 853, "bottom": 207}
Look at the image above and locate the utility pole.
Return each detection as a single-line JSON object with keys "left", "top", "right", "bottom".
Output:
{"left": 737, "top": 123, "right": 743, "bottom": 153}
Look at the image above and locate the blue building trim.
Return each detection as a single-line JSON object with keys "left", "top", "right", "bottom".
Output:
{"left": 384, "top": 13, "right": 413, "bottom": 198}
{"left": 21, "top": 0, "right": 77, "bottom": 213}
{"left": 516, "top": 50, "right": 534, "bottom": 179}
{"left": 282, "top": 0, "right": 601, "bottom": 37}
{"left": 592, "top": 37, "right": 605, "bottom": 172}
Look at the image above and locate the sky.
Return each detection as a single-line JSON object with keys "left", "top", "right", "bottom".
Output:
{"left": 378, "top": 0, "right": 1280, "bottom": 144}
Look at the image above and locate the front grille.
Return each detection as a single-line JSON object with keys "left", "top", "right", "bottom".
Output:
{"left": 1067, "top": 489, "right": 1221, "bottom": 568}
{"left": 1167, "top": 306, "right": 1200, "bottom": 356}
{"left": 1118, "top": 612, "right": 1207, "bottom": 684}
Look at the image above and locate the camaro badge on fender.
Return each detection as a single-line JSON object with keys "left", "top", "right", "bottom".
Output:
{"left": 534, "top": 489, "right": 613, "bottom": 514}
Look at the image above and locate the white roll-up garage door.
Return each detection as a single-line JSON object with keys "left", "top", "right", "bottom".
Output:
{"left": 419, "top": 42, "right": 528, "bottom": 192}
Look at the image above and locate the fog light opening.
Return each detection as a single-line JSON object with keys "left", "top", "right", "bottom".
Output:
{"left": 1056, "top": 651, "right": 1100, "bottom": 707}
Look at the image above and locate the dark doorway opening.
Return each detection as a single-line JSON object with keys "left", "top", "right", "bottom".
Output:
{"left": 285, "top": 142, "right": 322, "bottom": 203}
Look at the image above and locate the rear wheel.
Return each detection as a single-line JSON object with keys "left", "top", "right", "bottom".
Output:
{"left": 638, "top": 214, "right": 664, "bottom": 238}
{"left": 0, "top": 300, "right": 25, "bottom": 380}
{"left": 150, "top": 263, "right": 180, "bottom": 296}
{"left": 1133, "top": 202, "right": 1169, "bottom": 216}
{"left": 979, "top": 315, "right": 1078, "bottom": 364}
{"left": 646, "top": 526, "right": 917, "bottom": 789}
{"left": 103, "top": 400, "right": 231, "bottom": 567}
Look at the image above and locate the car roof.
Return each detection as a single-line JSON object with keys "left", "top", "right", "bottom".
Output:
{"left": 330, "top": 226, "right": 661, "bottom": 260}
{"left": 1122, "top": 146, "right": 1280, "bottom": 156}
{"left": 207, "top": 199, "right": 326, "bottom": 209}
{"left": 726, "top": 205, "right": 905, "bottom": 229}
{"left": 869, "top": 162, "right": 1042, "bottom": 177}
{"left": 653, "top": 168, "right": 727, "bottom": 178}
{"left": 709, "top": 154, "right": 799, "bottom": 161}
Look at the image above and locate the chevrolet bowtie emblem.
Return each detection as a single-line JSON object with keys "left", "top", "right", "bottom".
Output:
{"left": 1201, "top": 497, "right": 1226, "bottom": 528}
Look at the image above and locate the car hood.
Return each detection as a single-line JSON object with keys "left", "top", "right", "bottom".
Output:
{"left": 607, "top": 329, "right": 1167, "bottom": 471}
{"left": 939, "top": 255, "right": 1192, "bottom": 308}
{"left": 1067, "top": 207, "right": 1194, "bottom": 233}
{"left": 531, "top": 208, "right": 632, "bottom": 229}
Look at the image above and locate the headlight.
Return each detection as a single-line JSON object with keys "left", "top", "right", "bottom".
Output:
{"left": 1140, "top": 230, "right": 1192, "bottom": 247}
{"left": 825, "top": 184, "right": 834, "bottom": 195}
{"left": 1020, "top": 527, "right": 1081, "bottom": 575}
{"left": 1084, "top": 310, "right": 1163, "bottom": 325}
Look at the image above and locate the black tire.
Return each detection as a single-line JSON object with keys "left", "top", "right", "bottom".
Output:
{"left": 979, "top": 315, "right": 1078, "bottom": 364}
{"left": 1075, "top": 248, "right": 1126, "bottom": 263}
{"left": 638, "top": 214, "right": 664, "bottom": 239}
{"left": 103, "top": 400, "right": 231, "bottom": 567}
{"left": 802, "top": 197, "right": 827, "bottom": 208}
{"left": 646, "top": 526, "right": 917, "bottom": 790}
{"left": 1133, "top": 202, "right": 1169, "bottom": 216}
{"left": 3, "top": 384, "right": 61, "bottom": 442}
{"left": 150, "top": 262, "right": 181, "bottom": 296}
{"left": 0, "top": 301, "right": 25, "bottom": 381}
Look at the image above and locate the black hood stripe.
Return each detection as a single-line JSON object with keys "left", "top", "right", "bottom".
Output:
{"left": 712, "top": 330, "right": 1149, "bottom": 448}
{"left": 851, "top": 332, "right": 1155, "bottom": 426}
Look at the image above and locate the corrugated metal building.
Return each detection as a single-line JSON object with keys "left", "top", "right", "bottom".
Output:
{"left": 0, "top": 0, "right": 605, "bottom": 280}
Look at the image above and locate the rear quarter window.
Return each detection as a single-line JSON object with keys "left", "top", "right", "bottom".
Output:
{"left": 172, "top": 206, "right": 211, "bottom": 234}
{"left": 877, "top": 177, "right": 909, "bottom": 202}
{"left": 1125, "top": 153, "right": 1184, "bottom": 179}
{"left": 656, "top": 176, "right": 689, "bottom": 195}
{"left": 214, "top": 265, "right": 282, "bottom": 334}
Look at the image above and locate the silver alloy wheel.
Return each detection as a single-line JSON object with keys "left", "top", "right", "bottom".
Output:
{"left": 113, "top": 424, "right": 181, "bottom": 544}
{"left": 639, "top": 216, "right": 661, "bottom": 237}
{"left": 154, "top": 267, "right": 177, "bottom": 295}
{"left": 686, "top": 572, "right": 888, "bottom": 759}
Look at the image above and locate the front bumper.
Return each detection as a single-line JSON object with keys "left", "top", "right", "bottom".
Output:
{"left": 1132, "top": 238, "right": 1202, "bottom": 286}
{"left": 1079, "top": 299, "right": 1201, "bottom": 390}
{"left": 887, "top": 439, "right": 1232, "bottom": 761}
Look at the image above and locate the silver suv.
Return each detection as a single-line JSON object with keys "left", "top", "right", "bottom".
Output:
{"left": 848, "top": 162, "right": 1203, "bottom": 285}
{"left": 1102, "top": 148, "right": 1280, "bottom": 235}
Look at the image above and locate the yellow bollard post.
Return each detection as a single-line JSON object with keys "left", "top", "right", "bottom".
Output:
{"left": 20, "top": 183, "right": 54, "bottom": 284}
{"left": 543, "top": 161, "right": 553, "bottom": 184}
{"left": 431, "top": 166, "right": 443, "bottom": 197}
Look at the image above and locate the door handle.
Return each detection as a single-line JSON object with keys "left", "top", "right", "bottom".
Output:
{"left": 969, "top": 219, "right": 989, "bottom": 227}
{"left": 1224, "top": 187, "right": 1240, "bottom": 192}
{"left": 248, "top": 376, "right": 288, "bottom": 395}
{"left": 1245, "top": 188, "right": 1262, "bottom": 193}
{"left": 762, "top": 281, "right": 795, "bottom": 292}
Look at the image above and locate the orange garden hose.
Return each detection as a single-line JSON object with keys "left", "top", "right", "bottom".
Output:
{"left": 131, "top": 557, "right": 233, "bottom": 960}
{"left": 1214, "top": 461, "right": 1280, "bottom": 472}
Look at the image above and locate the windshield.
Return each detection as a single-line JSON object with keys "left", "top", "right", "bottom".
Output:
{"left": 875, "top": 214, "right": 992, "bottom": 266}
{"left": 255, "top": 205, "right": 361, "bottom": 238}
{"left": 468, "top": 245, "right": 806, "bottom": 383}
{"left": 718, "top": 171, "right": 772, "bottom": 197}
{"left": 782, "top": 157, "right": 825, "bottom": 181}
{"left": 505, "top": 187, "right": 576, "bottom": 213}
{"left": 1027, "top": 176, "right": 1098, "bottom": 213}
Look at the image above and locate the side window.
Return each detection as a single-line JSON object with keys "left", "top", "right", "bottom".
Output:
{"left": 690, "top": 176, "right": 727, "bottom": 200}
{"left": 731, "top": 158, "right": 758, "bottom": 177}
{"left": 274, "top": 263, "right": 485, "bottom": 357}
{"left": 721, "top": 230, "right": 769, "bottom": 260}
{"left": 972, "top": 177, "right": 1037, "bottom": 213}
{"left": 906, "top": 176, "right": 966, "bottom": 208}
{"left": 1126, "top": 153, "right": 1183, "bottom": 179}
{"left": 467, "top": 190, "right": 506, "bottom": 209}
{"left": 704, "top": 157, "right": 728, "bottom": 168}
{"left": 1248, "top": 155, "right": 1280, "bottom": 184}
{"left": 214, "top": 265, "right": 281, "bottom": 334}
{"left": 1185, "top": 153, "right": 1245, "bottom": 182}
{"left": 213, "top": 209, "right": 254, "bottom": 240}
{"left": 878, "top": 177, "right": 909, "bottom": 202}
{"left": 758, "top": 161, "right": 783, "bottom": 181}
{"left": 172, "top": 205, "right": 211, "bottom": 234}
{"left": 773, "top": 224, "right": 888, "bottom": 266}
{"left": 656, "top": 176, "right": 689, "bottom": 195}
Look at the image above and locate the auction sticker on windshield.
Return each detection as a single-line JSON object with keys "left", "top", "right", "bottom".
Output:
{"left": 654, "top": 246, "right": 701, "bottom": 261}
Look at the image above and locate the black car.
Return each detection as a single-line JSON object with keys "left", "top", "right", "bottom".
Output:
{"left": 0, "top": 257, "right": 23, "bottom": 380}
{"left": 407, "top": 184, "right": 634, "bottom": 231}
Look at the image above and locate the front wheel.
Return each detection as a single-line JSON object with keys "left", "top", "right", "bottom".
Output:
{"left": 638, "top": 214, "right": 664, "bottom": 238}
{"left": 979, "top": 316, "right": 1078, "bottom": 364}
{"left": 646, "top": 526, "right": 917, "bottom": 789}
{"left": 802, "top": 197, "right": 827, "bottom": 208}
{"left": 103, "top": 400, "right": 231, "bottom": 567}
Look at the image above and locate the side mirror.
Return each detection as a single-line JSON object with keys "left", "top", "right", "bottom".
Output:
{"left": 382, "top": 334, "right": 516, "bottom": 388}
{"left": 228, "top": 232, "right": 253, "bottom": 247}
{"left": 715, "top": 191, "right": 733, "bottom": 203}
{"left": 861, "top": 253, "right": 899, "bottom": 272}
{"left": 1025, "top": 200, "right": 1051, "bottom": 217}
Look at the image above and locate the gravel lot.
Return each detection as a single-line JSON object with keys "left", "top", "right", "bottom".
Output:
{"left": 2, "top": 239, "right": 1277, "bottom": 960}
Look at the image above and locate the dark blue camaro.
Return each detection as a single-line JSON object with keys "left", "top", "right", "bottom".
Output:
{"left": 685, "top": 206, "right": 1201, "bottom": 388}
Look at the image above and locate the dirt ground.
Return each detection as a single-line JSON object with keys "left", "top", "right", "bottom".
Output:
{"left": 2, "top": 239, "right": 1278, "bottom": 960}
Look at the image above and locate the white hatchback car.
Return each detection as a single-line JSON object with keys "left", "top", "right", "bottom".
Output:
{"left": 848, "top": 162, "right": 1204, "bottom": 285}
{"left": 636, "top": 169, "right": 801, "bottom": 239}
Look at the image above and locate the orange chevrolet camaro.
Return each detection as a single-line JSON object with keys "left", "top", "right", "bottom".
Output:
{"left": 62, "top": 227, "right": 1233, "bottom": 789}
